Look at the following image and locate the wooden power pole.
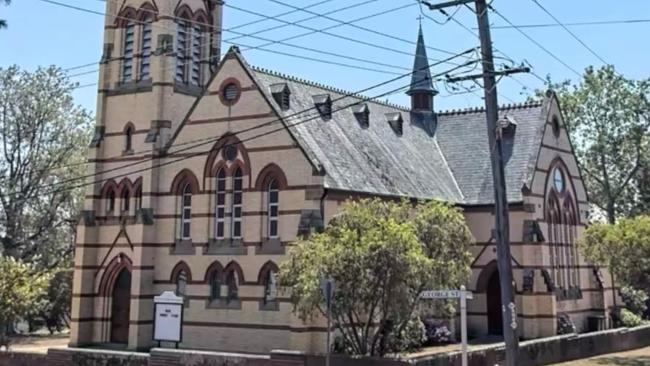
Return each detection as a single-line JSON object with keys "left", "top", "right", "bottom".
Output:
{"left": 421, "top": 1, "right": 529, "bottom": 365}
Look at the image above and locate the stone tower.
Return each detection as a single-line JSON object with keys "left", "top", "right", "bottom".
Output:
{"left": 70, "top": 0, "right": 223, "bottom": 350}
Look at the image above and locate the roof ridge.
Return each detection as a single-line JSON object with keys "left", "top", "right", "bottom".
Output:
{"left": 437, "top": 99, "right": 543, "bottom": 116}
{"left": 251, "top": 65, "right": 410, "bottom": 112}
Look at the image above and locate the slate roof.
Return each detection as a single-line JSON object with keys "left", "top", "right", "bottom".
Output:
{"left": 407, "top": 25, "right": 437, "bottom": 96}
{"left": 249, "top": 63, "right": 549, "bottom": 205}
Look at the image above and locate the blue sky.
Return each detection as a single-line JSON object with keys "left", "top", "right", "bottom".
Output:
{"left": 1, "top": 0, "right": 649, "bottom": 116}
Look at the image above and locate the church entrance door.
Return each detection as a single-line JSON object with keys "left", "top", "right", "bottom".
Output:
{"left": 110, "top": 268, "right": 132, "bottom": 343}
{"left": 487, "top": 270, "right": 503, "bottom": 336}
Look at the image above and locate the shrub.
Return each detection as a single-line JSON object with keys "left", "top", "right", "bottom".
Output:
{"left": 619, "top": 308, "right": 645, "bottom": 328}
{"left": 422, "top": 319, "right": 452, "bottom": 345}
{"left": 557, "top": 313, "right": 576, "bottom": 335}
{"left": 620, "top": 286, "right": 648, "bottom": 318}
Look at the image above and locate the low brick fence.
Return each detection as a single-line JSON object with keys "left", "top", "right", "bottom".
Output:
{"left": 1, "top": 325, "right": 650, "bottom": 366}
{"left": 411, "top": 324, "right": 650, "bottom": 366}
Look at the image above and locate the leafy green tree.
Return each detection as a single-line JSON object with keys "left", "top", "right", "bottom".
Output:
{"left": 580, "top": 216, "right": 650, "bottom": 314}
{"left": 278, "top": 199, "right": 473, "bottom": 356}
{"left": 0, "top": 255, "right": 50, "bottom": 347}
{"left": 27, "top": 269, "right": 72, "bottom": 333}
{"left": 0, "top": 0, "right": 11, "bottom": 29}
{"left": 535, "top": 66, "right": 650, "bottom": 223}
{"left": 0, "top": 66, "right": 92, "bottom": 269}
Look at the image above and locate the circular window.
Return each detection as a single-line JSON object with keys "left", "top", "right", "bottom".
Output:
{"left": 223, "top": 145, "right": 238, "bottom": 161}
{"left": 222, "top": 83, "right": 240, "bottom": 104}
{"left": 551, "top": 116, "right": 560, "bottom": 138}
{"left": 553, "top": 167, "right": 565, "bottom": 193}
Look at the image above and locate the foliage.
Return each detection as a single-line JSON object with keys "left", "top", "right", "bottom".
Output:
{"left": 620, "top": 286, "right": 649, "bottom": 319}
{"left": 27, "top": 269, "right": 72, "bottom": 333}
{"left": 619, "top": 308, "right": 645, "bottom": 328}
{"left": 0, "top": 0, "right": 10, "bottom": 29}
{"left": 422, "top": 319, "right": 452, "bottom": 345}
{"left": 557, "top": 313, "right": 577, "bottom": 335}
{"left": 384, "top": 316, "right": 426, "bottom": 354}
{"left": 0, "top": 66, "right": 92, "bottom": 269}
{"left": 278, "top": 199, "right": 473, "bottom": 356}
{"left": 580, "top": 216, "right": 650, "bottom": 296}
{"left": 0, "top": 255, "right": 50, "bottom": 346}
{"left": 534, "top": 66, "right": 650, "bottom": 223}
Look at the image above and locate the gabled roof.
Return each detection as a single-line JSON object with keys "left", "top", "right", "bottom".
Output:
{"left": 173, "top": 47, "right": 551, "bottom": 205}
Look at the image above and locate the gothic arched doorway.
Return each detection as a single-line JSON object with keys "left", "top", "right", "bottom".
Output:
{"left": 110, "top": 268, "right": 132, "bottom": 343}
{"left": 487, "top": 270, "right": 503, "bottom": 335}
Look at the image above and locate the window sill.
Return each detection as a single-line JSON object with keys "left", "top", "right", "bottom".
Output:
{"left": 172, "top": 239, "right": 196, "bottom": 255}
{"left": 122, "top": 149, "right": 134, "bottom": 156}
{"left": 205, "top": 239, "right": 247, "bottom": 255}
{"left": 207, "top": 299, "right": 242, "bottom": 310}
{"left": 259, "top": 300, "right": 279, "bottom": 312}
{"left": 173, "top": 82, "right": 203, "bottom": 97}
{"left": 556, "top": 286, "right": 583, "bottom": 301}
{"left": 256, "top": 238, "right": 285, "bottom": 255}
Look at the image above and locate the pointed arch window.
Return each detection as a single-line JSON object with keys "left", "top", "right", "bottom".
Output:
{"left": 267, "top": 178, "right": 279, "bottom": 238}
{"left": 121, "top": 188, "right": 131, "bottom": 213}
{"left": 231, "top": 168, "right": 243, "bottom": 239}
{"left": 176, "top": 270, "right": 187, "bottom": 297}
{"left": 214, "top": 168, "right": 226, "bottom": 239}
{"left": 190, "top": 22, "right": 203, "bottom": 86}
{"left": 226, "top": 270, "right": 238, "bottom": 302}
{"left": 175, "top": 19, "right": 190, "bottom": 83}
{"left": 122, "top": 20, "right": 136, "bottom": 82}
{"left": 125, "top": 125, "right": 133, "bottom": 152}
{"left": 180, "top": 183, "right": 192, "bottom": 240}
{"left": 210, "top": 271, "right": 221, "bottom": 301}
{"left": 263, "top": 269, "right": 277, "bottom": 304}
{"left": 107, "top": 189, "right": 116, "bottom": 213}
{"left": 134, "top": 185, "right": 143, "bottom": 211}
{"left": 139, "top": 14, "right": 154, "bottom": 80}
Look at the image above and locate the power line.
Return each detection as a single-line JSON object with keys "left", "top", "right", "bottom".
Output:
{"left": 3, "top": 58, "right": 477, "bottom": 202}
{"left": 529, "top": 0, "right": 610, "bottom": 66}
{"left": 490, "top": 18, "right": 650, "bottom": 30}
{"left": 62, "top": 0, "right": 381, "bottom": 73}
{"left": 267, "top": 0, "right": 460, "bottom": 56}
{"left": 488, "top": 4, "right": 582, "bottom": 78}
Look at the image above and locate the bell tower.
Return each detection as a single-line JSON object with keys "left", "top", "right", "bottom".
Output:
{"left": 71, "top": 0, "right": 223, "bottom": 351}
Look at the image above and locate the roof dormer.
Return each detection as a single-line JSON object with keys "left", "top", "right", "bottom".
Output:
{"left": 270, "top": 83, "right": 291, "bottom": 111}
{"left": 352, "top": 103, "right": 370, "bottom": 128}
{"left": 313, "top": 94, "right": 332, "bottom": 120}
{"left": 386, "top": 112, "right": 403, "bottom": 136}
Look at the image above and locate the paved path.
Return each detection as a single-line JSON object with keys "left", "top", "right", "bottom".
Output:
{"left": 552, "top": 345, "right": 650, "bottom": 365}
{"left": 4, "top": 334, "right": 69, "bottom": 354}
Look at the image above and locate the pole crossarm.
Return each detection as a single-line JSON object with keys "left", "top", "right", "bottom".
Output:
{"left": 420, "top": 0, "right": 474, "bottom": 11}
{"left": 446, "top": 67, "right": 530, "bottom": 83}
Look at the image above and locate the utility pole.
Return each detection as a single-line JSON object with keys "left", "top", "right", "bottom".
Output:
{"left": 420, "top": 1, "right": 529, "bottom": 365}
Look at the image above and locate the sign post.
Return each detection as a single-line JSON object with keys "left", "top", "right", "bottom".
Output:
{"left": 320, "top": 276, "right": 335, "bottom": 366}
{"left": 420, "top": 287, "right": 473, "bottom": 366}
{"left": 153, "top": 291, "right": 184, "bottom": 348}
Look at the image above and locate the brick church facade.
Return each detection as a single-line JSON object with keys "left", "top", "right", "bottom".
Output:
{"left": 71, "top": 0, "right": 617, "bottom": 353}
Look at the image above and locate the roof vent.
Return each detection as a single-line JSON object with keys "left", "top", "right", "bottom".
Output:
{"left": 499, "top": 115, "right": 517, "bottom": 139}
{"left": 270, "top": 83, "right": 291, "bottom": 111}
{"left": 385, "top": 112, "right": 403, "bottom": 136}
{"left": 313, "top": 94, "right": 332, "bottom": 120}
{"left": 352, "top": 103, "right": 370, "bottom": 128}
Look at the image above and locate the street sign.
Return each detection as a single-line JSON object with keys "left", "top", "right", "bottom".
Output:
{"left": 420, "top": 286, "right": 473, "bottom": 366}
{"left": 420, "top": 289, "right": 473, "bottom": 300}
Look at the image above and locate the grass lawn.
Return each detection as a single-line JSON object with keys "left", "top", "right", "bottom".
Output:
{"left": 552, "top": 345, "right": 650, "bottom": 365}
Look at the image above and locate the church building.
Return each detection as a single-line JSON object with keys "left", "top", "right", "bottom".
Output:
{"left": 71, "top": 0, "right": 617, "bottom": 353}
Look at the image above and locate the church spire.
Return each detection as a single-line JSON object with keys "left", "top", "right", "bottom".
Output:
{"left": 407, "top": 25, "right": 437, "bottom": 112}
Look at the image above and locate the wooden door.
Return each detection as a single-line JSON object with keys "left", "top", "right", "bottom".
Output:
{"left": 110, "top": 269, "right": 131, "bottom": 343}
{"left": 487, "top": 271, "right": 503, "bottom": 336}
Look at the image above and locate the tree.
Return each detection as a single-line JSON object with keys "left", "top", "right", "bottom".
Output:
{"left": 0, "top": 66, "right": 92, "bottom": 269}
{"left": 580, "top": 216, "right": 650, "bottom": 315}
{"left": 0, "top": 0, "right": 11, "bottom": 29}
{"left": 27, "top": 269, "right": 72, "bottom": 334}
{"left": 535, "top": 66, "right": 650, "bottom": 223}
{"left": 0, "top": 255, "right": 50, "bottom": 347}
{"left": 278, "top": 199, "right": 473, "bottom": 356}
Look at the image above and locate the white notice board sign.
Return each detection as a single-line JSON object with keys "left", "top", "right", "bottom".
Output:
{"left": 153, "top": 291, "right": 184, "bottom": 343}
